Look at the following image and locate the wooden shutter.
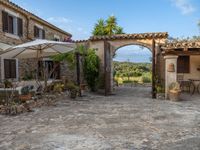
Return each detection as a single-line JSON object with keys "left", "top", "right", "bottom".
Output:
{"left": 10, "top": 60, "right": 16, "bottom": 78}
{"left": 4, "top": 59, "right": 10, "bottom": 79}
{"left": 2, "top": 11, "right": 8, "bottom": 32}
{"left": 177, "top": 56, "right": 190, "bottom": 73}
{"left": 17, "top": 18, "right": 23, "bottom": 37}
{"left": 8, "top": 16, "right": 13, "bottom": 34}
{"left": 4, "top": 59, "right": 16, "bottom": 79}
{"left": 34, "top": 26, "right": 39, "bottom": 38}
{"left": 42, "top": 29, "right": 45, "bottom": 39}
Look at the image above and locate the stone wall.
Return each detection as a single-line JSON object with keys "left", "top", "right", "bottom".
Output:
{"left": 18, "top": 58, "right": 37, "bottom": 80}
{"left": 60, "top": 62, "right": 77, "bottom": 82}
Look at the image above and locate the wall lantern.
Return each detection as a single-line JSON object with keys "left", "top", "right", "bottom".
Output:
{"left": 167, "top": 63, "right": 175, "bottom": 72}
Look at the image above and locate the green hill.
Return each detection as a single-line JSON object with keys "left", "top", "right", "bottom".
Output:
{"left": 113, "top": 61, "right": 152, "bottom": 84}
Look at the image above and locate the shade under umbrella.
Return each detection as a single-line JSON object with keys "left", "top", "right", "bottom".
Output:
{"left": 0, "top": 39, "right": 76, "bottom": 91}
{"left": 1, "top": 39, "right": 76, "bottom": 59}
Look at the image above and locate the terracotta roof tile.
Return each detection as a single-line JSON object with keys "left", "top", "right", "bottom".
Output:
{"left": 162, "top": 40, "right": 200, "bottom": 49}
{"left": 89, "top": 32, "right": 168, "bottom": 41}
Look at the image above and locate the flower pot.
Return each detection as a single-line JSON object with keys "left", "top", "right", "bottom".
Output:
{"left": 169, "top": 90, "right": 181, "bottom": 101}
{"left": 19, "top": 94, "right": 32, "bottom": 102}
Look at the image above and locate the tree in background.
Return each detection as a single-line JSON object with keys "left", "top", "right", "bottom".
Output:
{"left": 92, "top": 19, "right": 107, "bottom": 36}
{"left": 92, "top": 16, "right": 124, "bottom": 36}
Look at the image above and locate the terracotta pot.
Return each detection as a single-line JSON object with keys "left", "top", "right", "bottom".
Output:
{"left": 19, "top": 94, "right": 32, "bottom": 102}
{"left": 169, "top": 90, "right": 181, "bottom": 101}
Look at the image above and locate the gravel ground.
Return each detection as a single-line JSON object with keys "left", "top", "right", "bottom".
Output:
{"left": 0, "top": 87, "right": 200, "bottom": 150}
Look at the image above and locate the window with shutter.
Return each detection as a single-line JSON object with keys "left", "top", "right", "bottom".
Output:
{"left": 2, "top": 11, "right": 23, "bottom": 36}
{"left": 4, "top": 59, "right": 17, "bottom": 79}
{"left": 34, "top": 25, "right": 45, "bottom": 39}
{"left": 177, "top": 56, "right": 190, "bottom": 73}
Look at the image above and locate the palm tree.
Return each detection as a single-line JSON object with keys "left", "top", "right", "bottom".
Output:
{"left": 115, "top": 26, "right": 124, "bottom": 34}
{"left": 92, "top": 19, "right": 106, "bottom": 36}
{"left": 92, "top": 16, "right": 125, "bottom": 36}
{"left": 106, "top": 16, "right": 117, "bottom": 35}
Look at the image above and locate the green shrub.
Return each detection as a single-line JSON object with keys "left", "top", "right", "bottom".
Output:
{"left": 66, "top": 82, "right": 79, "bottom": 91}
{"left": 83, "top": 49, "right": 100, "bottom": 92}
{"left": 53, "top": 83, "right": 64, "bottom": 93}
{"left": 142, "top": 76, "right": 151, "bottom": 83}
{"left": 123, "top": 80, "right": 133, "bottom": 84}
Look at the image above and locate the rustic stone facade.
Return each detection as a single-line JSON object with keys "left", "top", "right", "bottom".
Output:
{"left": 0, "top": 0, "right": 72, "bottom": 80}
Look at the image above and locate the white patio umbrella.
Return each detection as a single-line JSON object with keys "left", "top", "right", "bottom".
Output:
{"left": 1, "top": 39, "right": 76, "bottom": 90}
{"left": 1, "top": 39, "right": 75, "bottom": 59}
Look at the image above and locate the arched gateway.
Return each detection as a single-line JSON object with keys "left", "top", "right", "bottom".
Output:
{"left": 77, "top": 32, "right": 168, "bottom": 98}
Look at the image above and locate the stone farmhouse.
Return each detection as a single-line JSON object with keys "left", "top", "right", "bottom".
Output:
{"left": 0, "top": 0, "right": 72, "bottom": 81}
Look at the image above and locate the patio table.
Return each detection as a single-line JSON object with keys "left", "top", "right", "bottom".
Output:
{"left": 188, "top": 79, "right": 200, "bottom": 95}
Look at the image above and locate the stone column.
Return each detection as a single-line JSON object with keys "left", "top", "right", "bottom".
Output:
{"left": 164, "top": 55, "right": 178, "bottom": 99}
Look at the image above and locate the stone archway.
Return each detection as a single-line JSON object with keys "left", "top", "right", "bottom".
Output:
{"left": 76, "top": 32, "right": 168, "bottom": 98}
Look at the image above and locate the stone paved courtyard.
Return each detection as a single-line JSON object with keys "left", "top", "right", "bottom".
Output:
{"left": 0, "top": 87, "right": 200, "bottom": 150}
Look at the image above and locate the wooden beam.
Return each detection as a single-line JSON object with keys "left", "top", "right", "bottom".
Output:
{"left": 152, "top": 39, "right": 156, "bottom": 99}
{"left": 76, "top": 52, "right": 81, "bottom": 97}
{"left": 164, "top": 51, "right": 200, "bottom": 55}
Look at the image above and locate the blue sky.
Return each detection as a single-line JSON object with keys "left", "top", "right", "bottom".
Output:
{"left": 11, "top": 0, "right": 200, "bottom": 62}
{"left": 113, "top": 46, "right": 152, "bottom": 63}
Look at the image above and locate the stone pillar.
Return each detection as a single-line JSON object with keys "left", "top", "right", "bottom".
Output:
{"left": 164, "top": 55, "right": 178, "bottom": 99}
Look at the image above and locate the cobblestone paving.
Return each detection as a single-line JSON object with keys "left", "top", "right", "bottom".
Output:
{"left": 0, "top": 87, "right": 200, "bottom": 150}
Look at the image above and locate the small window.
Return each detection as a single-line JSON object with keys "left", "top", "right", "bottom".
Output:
{"left": 2, "top": 11, "right": 23, "bottom": 36}
{"left": 4, "top": 59, "right": 17, "bottom": 79}
{"left": 34, "top": 26, "right": 45, "bottom": 39}
{"left": 177, "top": 56, "right": 190, "bottom": 73}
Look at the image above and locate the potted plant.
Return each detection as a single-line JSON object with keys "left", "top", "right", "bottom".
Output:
{"left": 156, "top": 84, "right": 165, "bottom": 100}
{"left": 66, "top": 82, "right": 79, "bottom": 99}
{"left": 169, "top": 82, "right": 181, "bottom": 101}
{"left": 19, "top": 86, "right": 32, "bottom": 102}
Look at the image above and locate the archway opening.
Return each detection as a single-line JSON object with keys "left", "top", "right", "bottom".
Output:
{"left": 112, "top": 45, "right": 152, "bottom": 96}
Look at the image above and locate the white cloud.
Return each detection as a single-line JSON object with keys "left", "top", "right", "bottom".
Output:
{"left": 47, "top": 17, "right": 90, "bottom": 40}
{"left": 47, "top": 17, "right": 72, "bottom": 24}
{"left": 171, "top": 0, "right": 196, "bottom": 15}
